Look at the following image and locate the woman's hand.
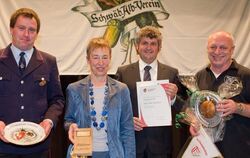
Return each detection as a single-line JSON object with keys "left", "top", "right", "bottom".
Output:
{"left": 68, "top": 123, "right": 78, "bottom": 144}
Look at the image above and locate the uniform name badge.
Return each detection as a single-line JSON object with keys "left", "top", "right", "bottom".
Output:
{"left": 71, "top": 128, "right": 92, "bottom": 158}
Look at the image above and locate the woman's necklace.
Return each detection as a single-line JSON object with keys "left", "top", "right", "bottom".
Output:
{"left": 89, "top": 80, "right": 108, "bottom": 131}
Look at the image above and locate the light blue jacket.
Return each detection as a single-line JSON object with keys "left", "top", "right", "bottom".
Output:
{"left": 64, "top": 76, "right": 135, "bottom": 158}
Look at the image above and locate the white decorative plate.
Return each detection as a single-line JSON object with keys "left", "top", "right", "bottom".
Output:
{"left": 4, "top": 121, "right": 46, "bottom": 146}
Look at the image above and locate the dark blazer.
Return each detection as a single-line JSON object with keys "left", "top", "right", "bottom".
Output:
{"left": 116, "top": 61, "right": 186, "bottom": 156}
{"left": 0, "top": 44, "right": 65, "bottom": 154}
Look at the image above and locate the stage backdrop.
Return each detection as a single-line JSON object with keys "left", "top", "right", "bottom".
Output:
{"left": 0, "top": 0, "right": 249, "bottom": 75}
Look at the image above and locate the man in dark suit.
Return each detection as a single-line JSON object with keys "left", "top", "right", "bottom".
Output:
{"left": 0, "top": 8, "right": 65, "bottom": 158}
{"left": 116, "top": 26, "right": 187, "bottom": 158}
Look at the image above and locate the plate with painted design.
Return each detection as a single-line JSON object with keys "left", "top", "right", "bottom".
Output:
{"left": 4, "top": 121, "right": 46, "bottom": 145}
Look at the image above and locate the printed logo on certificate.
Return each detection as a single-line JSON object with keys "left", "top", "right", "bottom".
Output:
{"left": 136, "top": 80, "right": 172, "bottom": 127}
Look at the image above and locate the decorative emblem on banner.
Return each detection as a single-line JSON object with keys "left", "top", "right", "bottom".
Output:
{"left": 71, "top": 0, "right": 169, "bottom": 64}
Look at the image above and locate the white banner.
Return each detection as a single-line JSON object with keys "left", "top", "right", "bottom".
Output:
{"left": 0, "top": 0, "right": 249, "bottom": 75}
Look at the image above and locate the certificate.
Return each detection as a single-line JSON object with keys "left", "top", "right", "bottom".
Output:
{"left": 180, "top": 127, "right": 223, "bottom": 158}
{"left": 136, "top": 80, "right": 171, "bottom": 127}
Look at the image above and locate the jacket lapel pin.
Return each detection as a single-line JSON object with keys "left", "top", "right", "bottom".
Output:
{"left": 39, "top": 77, "right": 46, "bottom": 86}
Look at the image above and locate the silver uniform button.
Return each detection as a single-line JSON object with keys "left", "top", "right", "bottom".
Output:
{"left": 20, "top": 118, "right": 24, "bottom": 122}
{"left": 20, "top": 93, "right": 24, "bottom": 97}
{"left": 0, "top": 77, "right": 2, "bottom": 80}
{"left": 21, "top": 80, "right": 24, "bottom": 84}
{"left": 21, "top": 106, "right": 24, "bottom": 109}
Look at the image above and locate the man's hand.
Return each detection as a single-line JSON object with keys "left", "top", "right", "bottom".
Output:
{"left": 39, "top": 119, "right": 53, "bottom": 139}
{"left": 133, "top": 117, "right": 146, "bottom": 131}
{"left": 0, "top": 121, "right": 9, "bottom": 143}
{"left": 217, "top": 99, "right": 237, "bottom": 117}
{"left": 189, "top": 125, "right": 199, "bottom": 137}
{"left": 161, "top": 83, "right": 178, "bottom": 100}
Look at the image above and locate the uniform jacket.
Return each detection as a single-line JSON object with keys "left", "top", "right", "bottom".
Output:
{"left": 64, "top": 76, "right": 135, "bottom": 158}
{"left": 116, "top": 61, "right": 186, "bottom": 155}
{"left": 0, "top": 44, "right": 65, "bottom": 154}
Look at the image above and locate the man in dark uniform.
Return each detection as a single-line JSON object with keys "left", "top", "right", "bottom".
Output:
{"left": 0, "top": 8, "right": 65, "bottom": 158}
